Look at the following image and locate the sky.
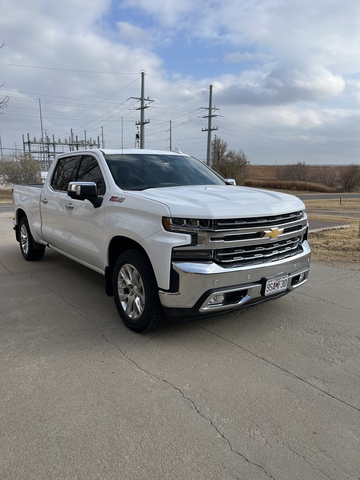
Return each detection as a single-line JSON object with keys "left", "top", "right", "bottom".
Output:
{"left": 0, "top": 0, "right": 360, "bottom": 165}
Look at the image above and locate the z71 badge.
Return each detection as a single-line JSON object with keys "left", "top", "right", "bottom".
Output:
{"left": 109, "top": 196, "right": 125, "bottom": 203}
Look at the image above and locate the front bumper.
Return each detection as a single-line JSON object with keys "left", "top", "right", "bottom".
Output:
{"left": 159, "top": 241, "right": 311, "bottom": 316}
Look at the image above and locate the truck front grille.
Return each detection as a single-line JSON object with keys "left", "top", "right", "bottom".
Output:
{"left": 172, "top": 211, "right": 308, "bottom": 268}
{"left": 213, "top": 236, "right": 303, "bottom": 267}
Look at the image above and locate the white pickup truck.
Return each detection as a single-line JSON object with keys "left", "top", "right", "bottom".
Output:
{"left": 13, "top": 149, "right": 311, "bottom": 332}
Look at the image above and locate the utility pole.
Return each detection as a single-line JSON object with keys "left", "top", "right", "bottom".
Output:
{"left": 130, "top": 71, "right": 153, "bottom": 149}
{"left": 201, "top": 84, "right": 219, "bottom": 166}
{"left": 121, "top": 117, "right": 124, "bottom": 150}
{"left": 167, "top": 120, "right": 172, "bottom": 151}
{"left": 101, "top": 126, "right": 105, "bottom": 148}
{"left": 39, "top": 98, "right": 45, "bottom": 165}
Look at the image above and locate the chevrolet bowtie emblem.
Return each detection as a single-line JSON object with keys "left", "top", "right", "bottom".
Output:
{"left": 264, "top": 228, "right": 284, "bottom": 239}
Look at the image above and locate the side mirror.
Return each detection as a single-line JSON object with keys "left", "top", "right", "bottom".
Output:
{"left": 224, "top": 178, "right": 236, "bottom": 185}
{"left": 68, "top": 182, "right": 103, "bottom": 208}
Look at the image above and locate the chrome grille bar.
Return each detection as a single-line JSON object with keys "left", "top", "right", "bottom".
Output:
{"left": 214, "top": 237, "right": 302, "bottom": 265}
{"left": 214, "top": 211, "right": 303, "bottom": 230}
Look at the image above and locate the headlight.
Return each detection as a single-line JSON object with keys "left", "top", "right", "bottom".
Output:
{"left": 162, "top": 217, "right": 213, "bottom": 232}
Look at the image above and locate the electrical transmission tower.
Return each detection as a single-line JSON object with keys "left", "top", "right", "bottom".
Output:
{"left": 22, "top": 132, "right": 100, "bottom": 171}
{"left": 201, "top": 84, "right": 219, "bottom": 165}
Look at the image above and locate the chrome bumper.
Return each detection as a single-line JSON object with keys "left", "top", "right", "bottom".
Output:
{"left": 159, "top": 241, "right": 311, "bottom": 314}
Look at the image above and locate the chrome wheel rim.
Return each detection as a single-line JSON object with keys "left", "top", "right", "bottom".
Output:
{"left": 20, "top": 224, "right": 29, "bottom": 255}
{"left": 117, "top": 263, "right": 145, "bottom": 319}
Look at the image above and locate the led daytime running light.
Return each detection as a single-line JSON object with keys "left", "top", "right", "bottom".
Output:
{"left": 163, "top": 217, "right": 212, "bottom": 231}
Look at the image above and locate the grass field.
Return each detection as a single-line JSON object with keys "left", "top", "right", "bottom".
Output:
{"left": 304, "top": 199, "right": 360, "bottom": 264}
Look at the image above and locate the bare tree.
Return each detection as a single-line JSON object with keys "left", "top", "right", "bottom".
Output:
{"left": 211, "top": 137, "right": 227, "bottom": 171}
{"left": 220, "top": 149, "right": 249, "bottom": 185}
{"left": 281, "top": 162, "right": 309, "bottom": 182}
{"left": 0, "top": 153, "right": 41, "bottom": 185}
{"left": 338, "top": 164, "right": 360, "bottom": 192}
{"left": 312, "top": 166, "right": 338, "bottom": 187}
{"left": 211, "top": 137, "right": 249, "bottom": 185}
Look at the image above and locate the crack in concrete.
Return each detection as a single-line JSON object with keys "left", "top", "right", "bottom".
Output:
{"left": 279, "top": 440, "right": 334, "bottom": 480}
{"left": 107, "top": 339, "right": 276, "bottom": 480}
{"left": 293, "top": 289, "right": 358, "bottom": 314}
{"left": 196, "top": 324, "right": 360, "bottom": 414}
{"left": 0, "top": 261, "right": 13, "bottom": 274}
{"left": 31, "top": 272, "right": 110, "bottom": 344}
{"left": 27, "top": 269, "right": 359, "bottom": 478}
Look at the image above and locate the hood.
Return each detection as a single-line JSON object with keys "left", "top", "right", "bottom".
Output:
{"left": 131, "top": 185, "right": 305, "bottom": 218}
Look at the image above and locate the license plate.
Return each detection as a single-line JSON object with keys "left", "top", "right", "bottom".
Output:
{"left": 264, "top": 275, "right": 288, "bottom": 296}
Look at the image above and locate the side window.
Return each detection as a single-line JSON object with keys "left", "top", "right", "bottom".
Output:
{"left": 51, "top": 156, "right": 79, "bottom": 191}
{"left": 77, "top": 155, "right": 106, "bottom": 195}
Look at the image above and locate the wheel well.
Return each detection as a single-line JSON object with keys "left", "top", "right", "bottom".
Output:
{"left": 108, "top": 236, "right": 148, "bottom": 269}
{"left": 16, "top": 208, "right": 26, "bottom": 223}
{"left": 105, "top": 236, "right": 150, "bottom": 297}
{"left": 15, "top": 209, "right": 27, "bottom": 242}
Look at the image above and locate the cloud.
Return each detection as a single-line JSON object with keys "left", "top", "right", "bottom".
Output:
{"left": 264, "top": 67, "right": 346, "bottom": 103}
{"left": 122, "top": 0, "right": 360, "bottom": 72}
{"left": 116, "top": 21, "right": 151, "bottom": 45}
{"left": 0, "top": 0, "right": 359, "bottom": 165}
{"left": 205, "top": 65, "right": 346, "bottom": 109}
{"left": 120, "top": 0, "right": 195, "bottom": 28}
{"left": 1, "top": 0, "right": 112, "bottom": 31}
{"left": 224, "top": 52, "right": 270, "bottom": 64}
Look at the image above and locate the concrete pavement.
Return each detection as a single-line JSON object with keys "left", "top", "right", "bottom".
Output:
{"left": 0, "top": 206, "right": 360, "bottom": 480}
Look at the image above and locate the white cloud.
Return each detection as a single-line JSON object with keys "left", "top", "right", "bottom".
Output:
{"left": 224, "top": 52, "right": 270, "bottom": 64}
{"left": 116, "top": 21, "right": 151, "bottom": 45}
{"left": 120, "top": 0, "right": 195, "bottom": 28}
{"left": 292, "top": 68, "right": 345, "bottom": 98}
{"left": 0, "top": 0, "right": 360, "bottom": 165}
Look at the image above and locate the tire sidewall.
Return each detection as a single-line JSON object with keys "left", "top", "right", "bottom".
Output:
{"left": 19, "top": 217, "right": 45, "bottom": 261}
{"left": 112, "top": 249, "right": 163, "bottom": 332}
{"left": 19, "top": 218, "right": 32, "bottom": 260}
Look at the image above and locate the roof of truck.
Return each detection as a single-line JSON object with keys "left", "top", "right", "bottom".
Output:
{"left": 57, "top": 148, "right": 189, "bottom": 157}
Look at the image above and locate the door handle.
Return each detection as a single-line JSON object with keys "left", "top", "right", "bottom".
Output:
{"left": 65, "top": 203, "right": 74, "bottom": 210}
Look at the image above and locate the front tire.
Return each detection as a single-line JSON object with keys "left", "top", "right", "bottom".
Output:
{"left": 19, "top": 217, "right": 46, "bottom": 261}
{"left": 113, "top": 249, "right": 167, "bottom": 332}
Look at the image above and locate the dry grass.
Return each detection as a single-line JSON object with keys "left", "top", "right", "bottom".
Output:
{"left": 0, "top": 188, "right": 12, "bottom": 202}
{"left": 303, "top": 198, "right": 360, "bottom": 211}
{"left": 308, "top": 224, "right": 360, "bottom": 263}
{"left": 245, "top": 178, "right": 338, "bottom": 192}
{"left": 304, "top": 199, "right": 360, "bottom": 264}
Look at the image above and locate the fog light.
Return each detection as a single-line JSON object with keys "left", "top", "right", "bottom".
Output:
{"left": 208, "top": 294, "right": 225, "bottom": 305}
{"left": 299, "top": 273, "right": 305, "bottom": 282}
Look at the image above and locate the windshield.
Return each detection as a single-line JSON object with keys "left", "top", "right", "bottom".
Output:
{"left": 104, "top": 153, "right": 225, "bottom": 190}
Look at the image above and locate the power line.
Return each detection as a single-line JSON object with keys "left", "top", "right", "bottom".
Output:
{"left": 0, "top": 62, "right": 137, "bottom": 75}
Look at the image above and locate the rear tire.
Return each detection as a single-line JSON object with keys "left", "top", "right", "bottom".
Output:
{"left": 113, "top": 249, "right": 167, "bottom": 332}
{"left": 19, "top": 217, "right": 46, "bottom": 261}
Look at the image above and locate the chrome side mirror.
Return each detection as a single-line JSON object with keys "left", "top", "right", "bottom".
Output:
{"left": 224, "top": 178, "right": 236, "bottom": 185}
{"left": 68, "top": 182, "right": 98, "bottom": 197}
{"left": 67, "top": 182, "right": 102, "bottom": 208}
